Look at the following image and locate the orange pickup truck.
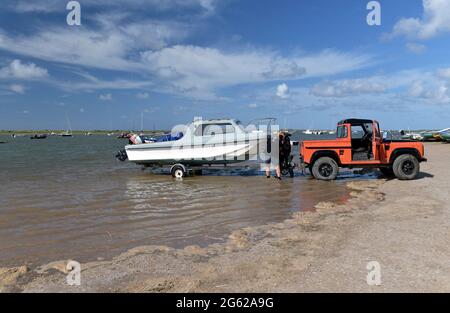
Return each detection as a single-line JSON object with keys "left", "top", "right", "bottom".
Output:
{"left": 299, "top": 119, "right": 427, "bottom": 181}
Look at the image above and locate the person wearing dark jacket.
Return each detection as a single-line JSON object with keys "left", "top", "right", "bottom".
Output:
{"left": 279, "top": 131, "right": 291, "bottom": 171}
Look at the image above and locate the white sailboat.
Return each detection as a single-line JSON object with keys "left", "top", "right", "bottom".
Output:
{"left": 61, "top": 113, "right": 73, "bottom": 137}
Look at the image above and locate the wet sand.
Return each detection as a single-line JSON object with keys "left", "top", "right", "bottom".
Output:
{"left": 1, "top": 143, "right": 449, "bottom": 292}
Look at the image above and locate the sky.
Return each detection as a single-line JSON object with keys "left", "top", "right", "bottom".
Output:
{"left": 1, "top": 0, "right": 450, "bottom": 130}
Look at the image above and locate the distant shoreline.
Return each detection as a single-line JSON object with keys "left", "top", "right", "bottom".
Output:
{"left": 0, "top": 130, "right": 169, "bottom": 136}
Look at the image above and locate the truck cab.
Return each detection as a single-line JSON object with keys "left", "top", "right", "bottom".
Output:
{"left": 300, "top": 119, "right": 427, "bottom": 181}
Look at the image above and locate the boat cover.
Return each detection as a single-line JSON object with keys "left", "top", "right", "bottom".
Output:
{"left": 156, "top": 132, "right": 183, "bottom": 142}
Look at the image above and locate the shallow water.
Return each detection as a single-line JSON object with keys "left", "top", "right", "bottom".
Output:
{"left": 0, "top": 134, "right": 353, "bottom": 267}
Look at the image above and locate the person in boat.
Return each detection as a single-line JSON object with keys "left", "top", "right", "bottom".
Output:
{"left": 265, "top": 131, "right": 283, "bottom": 180}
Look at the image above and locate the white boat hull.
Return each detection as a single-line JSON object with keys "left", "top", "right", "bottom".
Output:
{"left": 126, "top": 140, "right": 261, "bottom": 166}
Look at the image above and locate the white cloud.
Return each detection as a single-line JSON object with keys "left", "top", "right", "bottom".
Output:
{"left": 0, "top": 2, "right": 373, "bottom": 102}
{"left": 385, "top": 0, "right": 450, "bottom": 40}
{"left": 404, "top": 67, "right": 450, "bottom": 104}
{"left": 63, "top": 79, "right": 152, "bottom": 92}
{"left": 406, "top": 42, "right": 427, "bottom": 54}
{"left": 0, "top": 28, "right": 137, "bottom": 72}
{"left": 409, "top": 80, "right": 426, "bottom": 98}
{"left": 99, "top": 93, "right": 113, "bottom": 101}
{"left": 248, "top": 103, "right": 258, "bottom": 109}
{"left": 8, "top": 0, "right": 218, "bottom": 14}
{"left": 141, "top": 45, "right": 372, "bottom": 99}
{"left": 136, "top": 92, "right": 149, "bottom": 99}
{"left": 407, "top": 78, "right": 450, "bottom": 104}
{"left": 0, "top": 59, "right": 48, "bottom": 79}
{"left": 276, "top": 83, "right": 289, "bottom": 99}
{"left": 249, "top": 67, "right": 450, "bottom": 113}
{"left": 10, "top": 1, "right": 59, "bottom": 13}
{"left": 310, "top": 79, "right": 386, "bottom": 97}
{"left": 0, "top": 20, "right": 188, "bottom": 72}
{"left": 437, "top": 67, "right": 450, "bottom": 79}
{"left": 262, "top": 62, "right": 306, "bottom": 79}
{"left": 9, "top": 84, "right": 25, "bottom": 94}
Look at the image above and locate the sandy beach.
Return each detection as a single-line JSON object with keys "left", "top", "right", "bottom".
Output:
{"left": 1, "top": 142, "right": 449, "bottom": 293}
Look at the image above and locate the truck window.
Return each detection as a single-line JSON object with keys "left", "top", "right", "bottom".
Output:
{"left": 337, "top": 125, "right": 348, "bottom": 138}
{"left": 351, "top": 126, "right": 365, "bottom": 139}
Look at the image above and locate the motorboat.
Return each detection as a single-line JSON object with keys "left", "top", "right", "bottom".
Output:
{"left": 439, "top": 129, "right": 450, "bottom": 142}
{"left": 419, "top": 128, "right": 450, "bottom": 141}
{"left": 434, "top": 128, "right": 450, "bottom": 141}
{"left": 441, "top": 132, "right": 450, "bottom": 142}
{"left": 303, "top": 129, "right": 326, "bottom": 135}
{"left": 117, "top": 118, "right": 276, "bottom": 177}
{"left": 60, "top": 131, "right": 72, "bottom": 137}
{"left": 30, "top": 134, "right": 47, "bottom": 140}
{"left": 401, "top": 131, "right": 423, "bottom": 141}
{"left": 117, "top": 132, "right": 131, "bottom": 139}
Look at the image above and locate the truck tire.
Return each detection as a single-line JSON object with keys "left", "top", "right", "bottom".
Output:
{"left": 312, "top": 157, "right": 339, "bottom": 181}
{"left": 171, "top": 165, "right": 186, "bottom": 178}
{"left": 379, "top": 167, "right": 394, "bottom": 177}
{"left": 392, "top": 154, "right": 419, "bottom": 180}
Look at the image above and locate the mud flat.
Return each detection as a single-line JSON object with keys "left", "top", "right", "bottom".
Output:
{"left": 1, "top": 143, "right": 449, "bottom": 292}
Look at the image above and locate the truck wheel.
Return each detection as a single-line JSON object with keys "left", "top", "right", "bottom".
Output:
{"left": 312, "top": 157, "right": 339, "bottom": 181}
{"left": 379, "top": 167, "right": 394, "bottom": 177}
{"left": 393, "top": 154, "right": 419, "bottom": 180}
{"left": 171, "top": 165, "right": 186, "bottom": 178}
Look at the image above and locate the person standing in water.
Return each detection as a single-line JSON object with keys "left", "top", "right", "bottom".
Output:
{"left": 265, "top": 131, "right": 282, "bottom": 180}
{"left": 279, "top": 131, "right": 292, "bottom": 172}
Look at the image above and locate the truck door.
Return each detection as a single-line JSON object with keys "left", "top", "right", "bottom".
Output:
{"left": 372, "top": 122, "right": 381, "bottom": 161}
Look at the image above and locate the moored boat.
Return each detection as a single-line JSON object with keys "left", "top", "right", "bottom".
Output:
{"left": 420, "top": 128, "right": 450, "bottom": 141}
{"left": 30, "top": 134, "right": 47, "bottom": 140}
{"left": 60, "top": 131, "right": 72, "bottom": 137}
{"left": 440, "top": 132, "right": 450, "bottom": 142}
{"left": 420, "top": 131, "right": 436, "bottom": 141}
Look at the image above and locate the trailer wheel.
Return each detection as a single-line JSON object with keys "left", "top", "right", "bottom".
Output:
{"left": 171, "top": 165, "right": 186, "bottom": 179}
{"left": 312, "top": 157, "right": 338, "bottom": 181}
{"left": 393, "top": 154, "right": 419, "bottom": 180}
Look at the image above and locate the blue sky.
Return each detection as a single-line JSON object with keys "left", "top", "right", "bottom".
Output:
{"left": 1, "top": 0, "right": 450, "bottom": 130}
